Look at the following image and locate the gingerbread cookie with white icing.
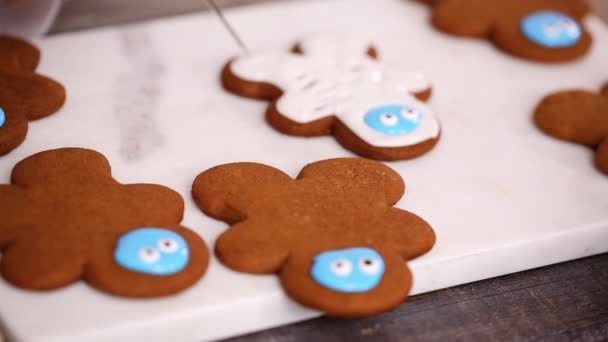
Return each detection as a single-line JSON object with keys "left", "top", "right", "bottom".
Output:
{"left": 222, "top": 34, "right": 441, "bottom": 161}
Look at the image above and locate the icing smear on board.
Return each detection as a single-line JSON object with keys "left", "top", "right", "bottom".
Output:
{"left": 231, "top": 34, "right": 440, "bottom": 148}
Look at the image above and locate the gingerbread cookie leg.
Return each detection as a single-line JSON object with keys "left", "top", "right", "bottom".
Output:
{"left": 0, "top": 148, "right": 209, "bottom": 297}
{"left": 192, "top": 158, "right": 436, "bottom": 317}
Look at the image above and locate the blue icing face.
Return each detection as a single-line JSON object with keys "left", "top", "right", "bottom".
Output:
{"left": 521, "top": 11, "right": 581, "bottom": 48}
{"left": 364, "top": 104, "right": 422, "bottom": 136}
{"left": 0, "top": 107, "right": 5, "bottom": 128}
{"left": 311, "top": 247, "right": 385, "bottom": 293}
{"left": 114, "top": 228, "right": 189, "bottom": 276}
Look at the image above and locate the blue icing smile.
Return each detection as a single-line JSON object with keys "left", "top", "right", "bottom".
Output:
{"left": 0, "top": 107, "right": 5, "bottom": 128}
{"left": 364, "top": 104, "right": 422, "bottom": 136}
{"left": 521, "top": 11, "right": 581, "bottom": 48}
{"left": 311, "top": 247, "right": 385, "bottom": 293}
{"left": 114, "top": 228, "right": 189, "bottom": 276}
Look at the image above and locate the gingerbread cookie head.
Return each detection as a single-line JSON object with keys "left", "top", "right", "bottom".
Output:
{"left": 420, "top": 0, "right": 592, "bottom": 62}
{"left": 0, "top": 148, "right": 209, "bottom": 297}
{"left": 192, "top": 158, "right": 436, "bottom": 317}
{"left": 0, "top": 35, "right": 66, "bottom": 156}
{"left": 222, "top": 34, "right": 441, "bottom": 161}
{"left": 534, "top": 83, "right": 608, "bottom": 175}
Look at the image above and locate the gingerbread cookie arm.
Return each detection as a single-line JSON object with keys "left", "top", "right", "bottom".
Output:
{"left": 375, "top": 208, "right": 436, "bottom": 260}
{"left": 0, "top": 71, "right": 66, "bottom": 120}
{"left": 221, "top": 60, "right": 283, "bottom": 101}
{"left": 428, "top": 0, "right": 497, "bottom": 37}
{"left": 534, "top": 89, "right": 608, "bottom": 146}
{"left": 0, "top": 35, "right": 40, "bottom": 71}
{"left": 192, "top": 162, "right": 292, "bottom": 223}
{"left": 596, "top": 138, "right": 608, "bottom": 175}
{"left": 297, "top": 158, "right": 406, "bottom": 205}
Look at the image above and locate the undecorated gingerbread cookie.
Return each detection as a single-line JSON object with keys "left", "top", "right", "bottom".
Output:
{"left": 0, "top": 148, "right": 209, "bottom": 297}
{"left": 222, "top": 34, "right": 441, "bottom": 161}
{"left": 418, "top": 0, "right": 592, "bottom": 62}
{"left": 0, "top": 35, "right": 66, "bottom": 155}
{"left": 534, "top": 83, "right": 608, "bottom": 175}
{"left": 192, "top": 158, "right": 436, "bottom": 317}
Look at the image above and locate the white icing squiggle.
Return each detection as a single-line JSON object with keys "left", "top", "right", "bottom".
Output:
{"left": 231, "top": 34, "right": 440, "bottom": 148}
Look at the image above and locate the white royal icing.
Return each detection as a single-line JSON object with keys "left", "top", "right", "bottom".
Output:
{"left": 230, "top": 34, "right": 440, "bottom": 148}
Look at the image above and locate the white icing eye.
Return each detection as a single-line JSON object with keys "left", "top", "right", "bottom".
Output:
{"left": 158, "top": 238, "right": 180, "bottom": 253}
{"left": 359, "top": 257, "right": 382, "bottom": 275}
{"left": 380, "top": 113, "right": 399, "bottom": 127}
{"left": 543, "top": 24, "right": 561, "bottom": 37}
{"left": 138, "top": 248, "right": 161, "bottom": 264}
{"left": 330, "top": 259, "right": 353, "bottom": 276}
{"left": 401, "top": 108, "right": 421, "bottom": 121}
{"left": 562, "top": 21, "right": 580, "bottom": 36}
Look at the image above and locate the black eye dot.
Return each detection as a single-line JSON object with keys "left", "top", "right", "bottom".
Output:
{"left": 336, "top": 262, "right": 343, "bottom": 268}
{"left": 364, "top": 259, "right": 373, "bottom": 265}
{"left": 145, "top": 249, "right": 155, "bottom": 254}
{"left": 164, "top": 241, "right": 171, "bottom": 246}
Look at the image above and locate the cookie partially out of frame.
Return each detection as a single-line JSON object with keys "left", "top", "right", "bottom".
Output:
{"left": 418, "top": 0, "right": 592, "bottom": 63}
{"left": 0, "top": 148, "right": 209, "bottom": 297}
{"left": 192, "top": 158, "right": 436, "bottom": 317}
{"left": 534, "top": 83, "right": 608, "bottom": 175}
{"left": 222, "top": 34, "right": 441, "bottom": 161}
{"left": 0, "top": 35, "right": 66, "bottom": 155}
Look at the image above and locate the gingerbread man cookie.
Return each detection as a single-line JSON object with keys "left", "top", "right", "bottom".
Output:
{"left": 222, "top": 34, "right": 441, "bottom": 161}
{"left": 418, "top": 0, "right": 592, "bottom": 62}
{"left": 534, "top": 83, "right": 608, "bottom": 175}
{"left": 0, "top": 148, "right": 209, "bottom": 297}
{"left": 192, "top": 158, "right": 436, "bottom": 317}
{"left": 0, "top": 35, "right": 66, "bottom": 156}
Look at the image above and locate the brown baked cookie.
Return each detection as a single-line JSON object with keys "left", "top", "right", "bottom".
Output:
{"left": 0, "top": 35, "right": 66, "bottom": 156}
{"left": 419, "top": 0, "right": 592, "bottom": 62}
{"left": 222, "top": 34, "right": 441, "bottom": 161}
{"left": 192, "top": 158, "right": 436, "bottom": 317}
{"left": 534, "top": 83, "right": 608, "bottom": 175}
{"left": 0, "top": 148, "right": 209, "bottom": 297}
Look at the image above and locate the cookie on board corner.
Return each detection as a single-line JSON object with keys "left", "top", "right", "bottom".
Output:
{"left": 0, "top": 35, "right": 66, "bottom": 156}
{"left": 418, "top": 0, "right": 593, "bottom": 62}
{"left": 534, "top": 82, "right": 608, "bottom": 175}
{"left": 192, "top": 158, "right": 436, "bottom": 317}
{"left": 222, "top": 34, "right": 441, "bottom": 161}
{"left": 0, "top": 148, "right": 209, "bottom": 297}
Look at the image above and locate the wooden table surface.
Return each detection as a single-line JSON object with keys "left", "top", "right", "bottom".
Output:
{"left": 19, "top": 1, "right": 608, "bottom": 341}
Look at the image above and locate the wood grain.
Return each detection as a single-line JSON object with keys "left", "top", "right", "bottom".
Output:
{"left": 224, "top": 254, "right": 608, "bottom": 341}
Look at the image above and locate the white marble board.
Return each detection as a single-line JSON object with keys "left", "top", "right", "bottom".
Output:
{"left": 1, "top": 0, "right": 608, "bottom": 341}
